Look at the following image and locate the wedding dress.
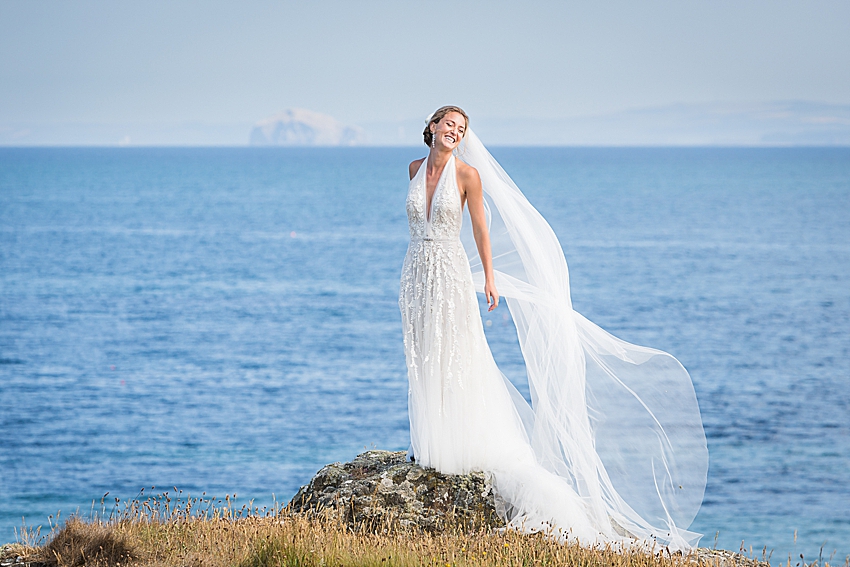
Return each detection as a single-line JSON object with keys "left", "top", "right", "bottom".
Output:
{"left": 399, "top": 131, "right": 708, "bottom": 551}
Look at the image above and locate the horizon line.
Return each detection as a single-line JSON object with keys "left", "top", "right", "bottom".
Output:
{"left": 2, "top": 143, "right": 850, "bottom": 149}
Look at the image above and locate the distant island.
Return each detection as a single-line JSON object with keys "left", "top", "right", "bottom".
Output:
{"left": 361, "top": 100, "right": 850, "bottom": 146}
{"left": 250, "top": 108, "right": 365, "bottom": 146}
{"left": 2, "top": 101, "right": 848, "bottom": 146}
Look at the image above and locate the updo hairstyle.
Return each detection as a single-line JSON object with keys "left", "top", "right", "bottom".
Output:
{"left": 423, "top": 106, "right": 469, "bottom": 148}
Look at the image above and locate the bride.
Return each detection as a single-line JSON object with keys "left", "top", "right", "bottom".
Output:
{"left": 399, "top": 106, "right": 708, "bottom": 550}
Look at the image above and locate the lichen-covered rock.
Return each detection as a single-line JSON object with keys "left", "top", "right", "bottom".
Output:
{"left": 288, "top": 450, "right": 500, "bottom": 532}
{"left": 287, "top": 451, "right": 768, "bottom": 567}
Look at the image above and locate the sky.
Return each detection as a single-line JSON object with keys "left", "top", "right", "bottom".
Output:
{"left": 1, "top": 0, "right": 849, "bottom": 145}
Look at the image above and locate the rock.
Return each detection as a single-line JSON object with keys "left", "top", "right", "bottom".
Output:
{"left": 288, "top": 450, "right": 500, "bottom": 532}
{"left": 250, "top": 108, "right": 365, "bottom": 146}
{"left": 0, "top": 544, "right": 25, "bottom": 567}
{"left": 288, "top": 451, "right": 770, "bottom": 567}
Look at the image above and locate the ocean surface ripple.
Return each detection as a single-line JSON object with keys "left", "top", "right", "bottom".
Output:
{"left": 1, "top": 147, "right": 848, "bottom": 563}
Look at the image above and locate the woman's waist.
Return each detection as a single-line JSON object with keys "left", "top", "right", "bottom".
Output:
{"left": 403, "top": 236, "right": 470, "bottom": 265}
{"left": 408, "top": 232, "right": 461, "bottom": 244}
{"left": 419, "top": 236, "right": 459, "bottom": 243}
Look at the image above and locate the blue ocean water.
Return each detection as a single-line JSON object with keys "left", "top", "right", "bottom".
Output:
{"left": 1, "top": 147, "right": 848, "bottom": 563}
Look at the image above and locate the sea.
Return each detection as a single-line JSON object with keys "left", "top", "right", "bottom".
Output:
{"left": 1, "top": 146, "right": 848, "bottom": 563}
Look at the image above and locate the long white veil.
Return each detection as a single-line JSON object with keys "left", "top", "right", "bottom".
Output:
{"left": 457, "top": 130, "right": 708, "bottom": 549}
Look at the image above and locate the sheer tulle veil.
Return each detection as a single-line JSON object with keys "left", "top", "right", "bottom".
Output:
{"left": 456, "top": 129, "right": 708, "bottom": 548}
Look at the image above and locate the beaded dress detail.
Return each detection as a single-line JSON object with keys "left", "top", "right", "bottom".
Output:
{"left": 400, "top": 155, "right": 529, "bottom": 474}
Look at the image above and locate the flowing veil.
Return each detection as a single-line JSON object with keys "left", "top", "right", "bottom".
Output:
{"left": 456, "top": 130, "right": 708, "bottom": 549}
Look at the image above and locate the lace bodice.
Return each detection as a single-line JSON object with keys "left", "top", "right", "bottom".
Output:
{"left": 406, "top": 155, "right": 462, "bottom": 242}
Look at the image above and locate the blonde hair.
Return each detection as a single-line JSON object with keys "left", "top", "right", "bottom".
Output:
{"left": 423, "top": 106, "right": 469, "bottom": 147}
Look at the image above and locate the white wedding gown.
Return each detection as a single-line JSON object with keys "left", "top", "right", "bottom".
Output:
{"left": 399, "top": 132, "right": 708, "bottom": 551}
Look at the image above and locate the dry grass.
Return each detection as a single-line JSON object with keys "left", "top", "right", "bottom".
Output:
{"left": 0, "top": 492, "right": 825, "bottom": 567}
{"left": 9, "top": 517, "right": 135, "bottom": 567}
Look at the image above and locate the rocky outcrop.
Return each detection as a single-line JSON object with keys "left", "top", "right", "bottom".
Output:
{"left": 288, "top": 451, "right": 771, "bottom": 567}
{"left": 288, "top": 450, "right": 500, "bottom": 532}
{"left": 250, "top": 108, "right": 365, "bottom": 146}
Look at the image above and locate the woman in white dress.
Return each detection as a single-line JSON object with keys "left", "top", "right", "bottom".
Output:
{"left": 399, "top": 106, "right": 708, "bottom": 551}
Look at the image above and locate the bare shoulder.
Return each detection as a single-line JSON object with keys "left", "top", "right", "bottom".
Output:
{"left": 456, "top": 160, "right": 481, "bottom": 192}
{"left": 409, "top": 158, "right": 426, "bottom": 180}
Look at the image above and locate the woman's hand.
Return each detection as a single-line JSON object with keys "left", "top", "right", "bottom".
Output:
{"left": 485, "top": 280, "right": 500, "bottom": 311}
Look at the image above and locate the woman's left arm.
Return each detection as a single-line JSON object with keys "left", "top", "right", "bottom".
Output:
{"left": 461, "top": 164, "right": 499, "bottom": 311}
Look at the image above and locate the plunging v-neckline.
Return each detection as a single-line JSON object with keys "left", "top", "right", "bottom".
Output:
{"left": 425, "top": 155, "right": 453, "bottom": 224}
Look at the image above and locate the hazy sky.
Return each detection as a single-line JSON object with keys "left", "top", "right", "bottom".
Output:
{"left": 1, "top": 0, "right": 849, "bottom": 139}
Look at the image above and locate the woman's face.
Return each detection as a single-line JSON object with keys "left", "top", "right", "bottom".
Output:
{"left": 431, "top": 112, "right": 466, "bottom": 151}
